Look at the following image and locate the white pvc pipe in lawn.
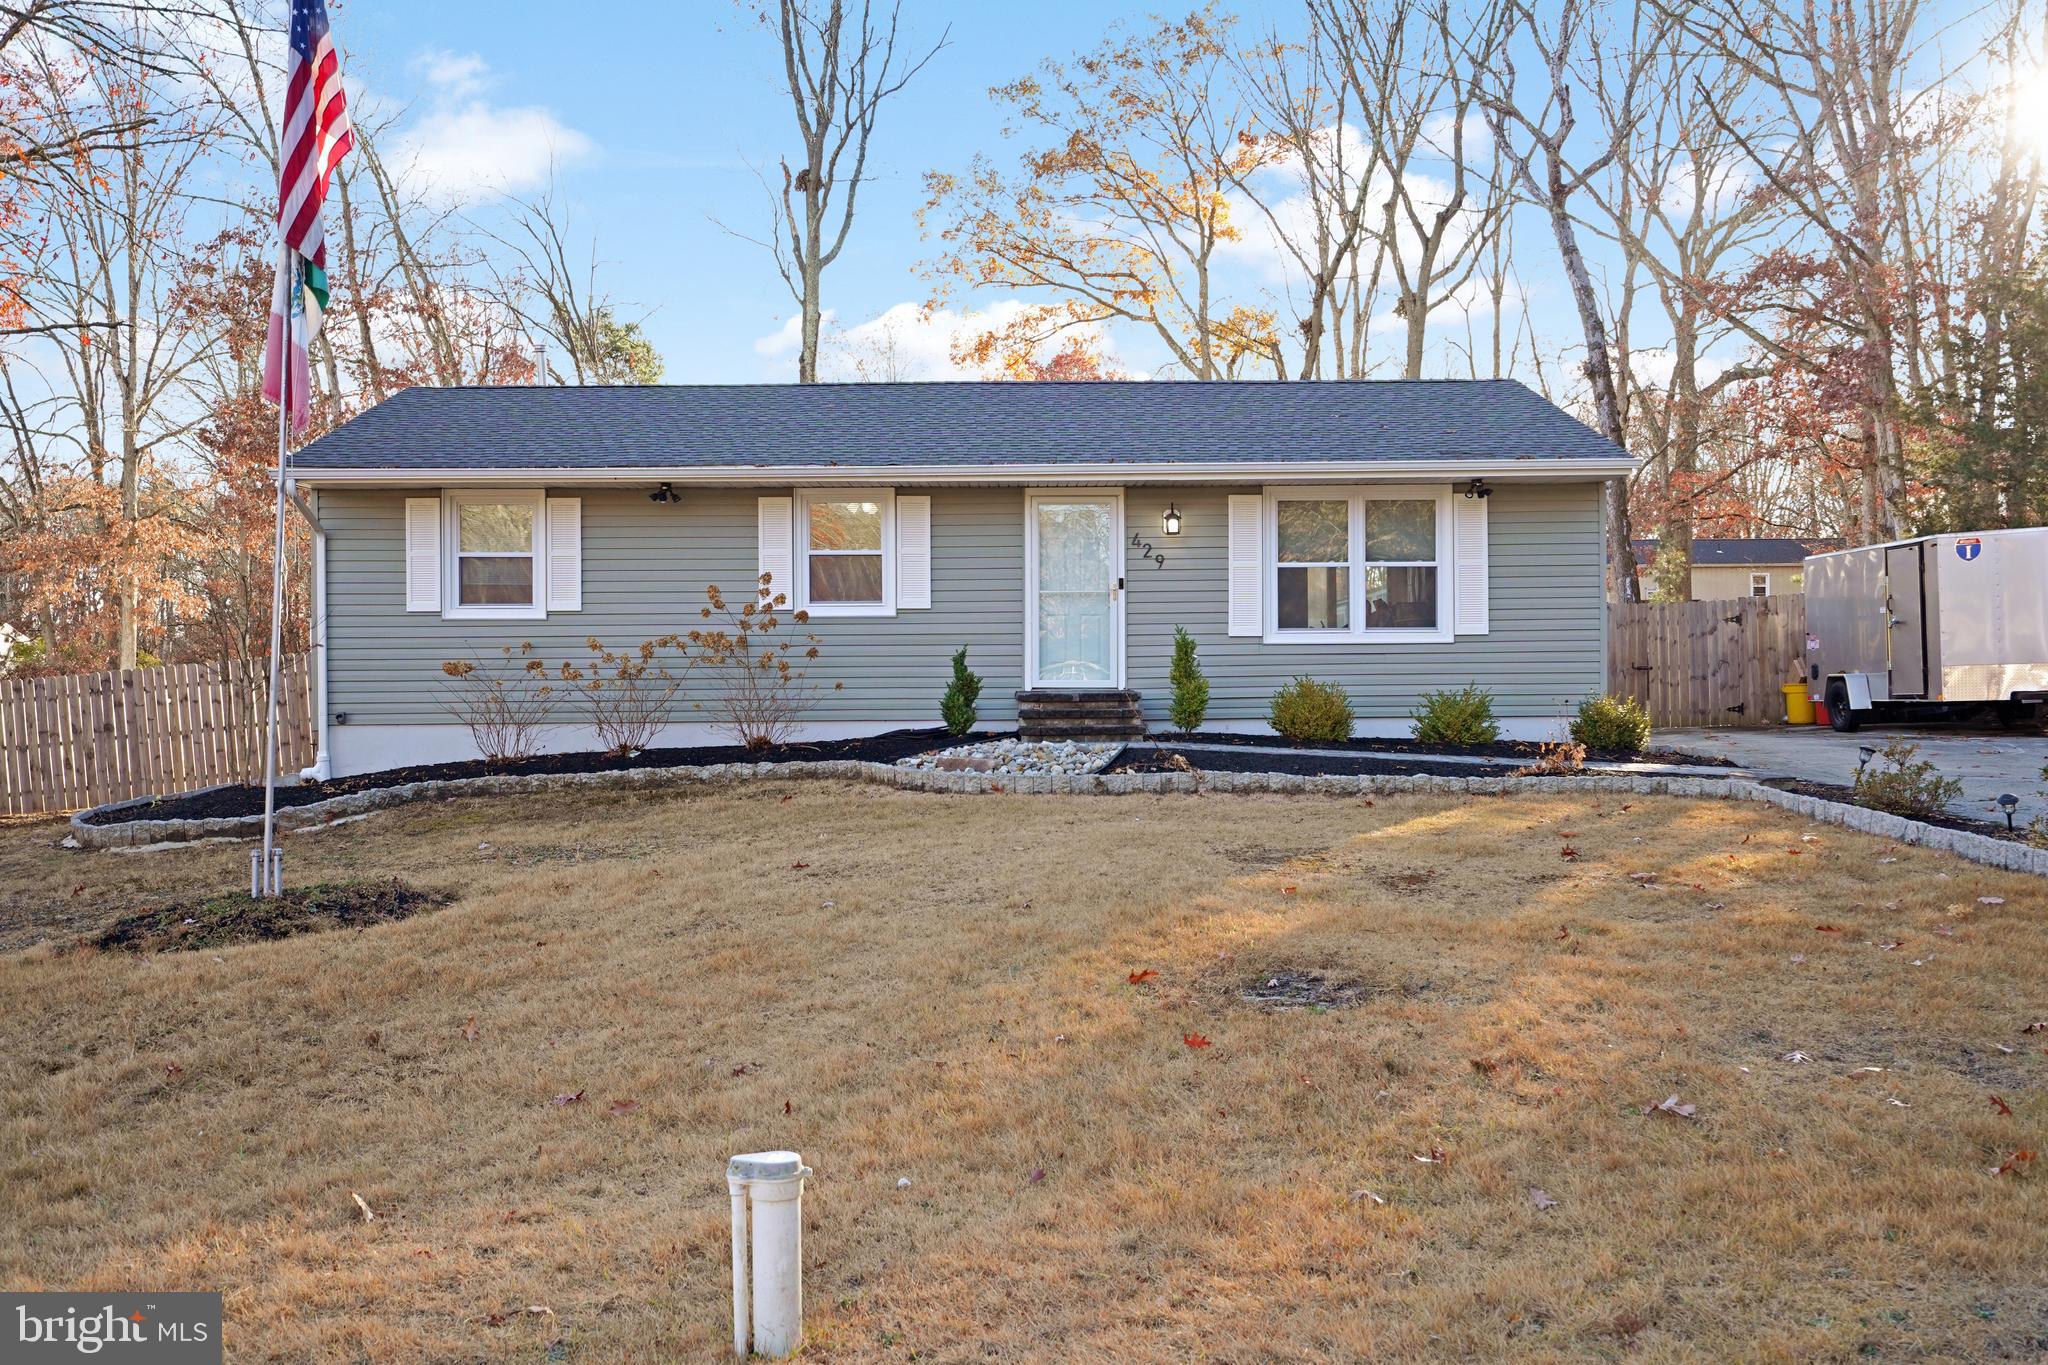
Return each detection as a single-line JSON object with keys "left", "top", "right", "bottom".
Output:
{"left": 727, "top": 1150, "right": 811, "bottom": 1358}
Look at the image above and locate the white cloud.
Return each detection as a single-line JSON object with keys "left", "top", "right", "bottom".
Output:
{"left": 753, "top": 300, "right": 1125, "bottom": 380}
{"left": 411, "top": 49, "right": 491, "bottom": 100}
{"left": 388, "top": 51, "right": 593, "bottom": 203}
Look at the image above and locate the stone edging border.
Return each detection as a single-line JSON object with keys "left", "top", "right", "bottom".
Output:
{"left": 69, "top": 759, "right": 2048, "bottom": 878}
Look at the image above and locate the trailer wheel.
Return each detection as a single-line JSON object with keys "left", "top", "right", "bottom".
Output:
{"left": 1825, "top": 680, "right": 1860, "bottom": 733}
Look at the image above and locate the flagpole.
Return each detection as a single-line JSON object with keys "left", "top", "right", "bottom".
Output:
{"left": 259, "top": 238, "right": 294, "bottom": 898}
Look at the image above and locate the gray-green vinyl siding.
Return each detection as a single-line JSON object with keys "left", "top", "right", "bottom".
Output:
{"left": 319, "top": 480, "right": 1603, "bottom": 728}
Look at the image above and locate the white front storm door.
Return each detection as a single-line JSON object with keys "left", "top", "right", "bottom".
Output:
{"left": 1024, "top": 489, "right": 1126, "bottom": 689}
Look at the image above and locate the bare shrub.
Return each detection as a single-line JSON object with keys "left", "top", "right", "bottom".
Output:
{"left": 556, "top": 638, "right": 683, "bottom": 756}
{"left": 438, "top": 643, "right": 559, "bottom": 764}
{"left": 685, "top": 575, "right": 841, "bottom": 749}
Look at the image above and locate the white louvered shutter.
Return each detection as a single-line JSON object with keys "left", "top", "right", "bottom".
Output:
{"left": 405, "top": 497, "right": 441, "bottom": 612}
{"left": 1227, "top": 494, "right": 1263, "bottom": 637}
{"left": 757, "top": 496, "right": 795, "bottom": 608}
{"left": 1452, "top": 494, "right": 1490, "bottom": 635}
{"left": 545, "top": 497, "right": 582, "bottom": 612}
{"left": 896, "top": 494, "right": 932, "bottom": 609}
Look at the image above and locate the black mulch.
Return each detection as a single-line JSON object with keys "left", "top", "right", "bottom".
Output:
{"left": 1109, "top": 745, "right": 1592, "bottom": 780}
{"left": 1145, "top": 730, "right": 1735, "bottom": 768}
{"left": 1760, "top": 777, "right": 2034, "bottom": 845}
{"left": 83, "top": 728, "right": 989, "bottom": 826}
{"left": 92, "top": 879, "right": 451, "bottom": 954}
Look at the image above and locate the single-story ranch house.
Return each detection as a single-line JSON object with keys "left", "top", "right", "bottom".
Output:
{"left": 289, "top": 380, "right": 1632, "bottom": 778}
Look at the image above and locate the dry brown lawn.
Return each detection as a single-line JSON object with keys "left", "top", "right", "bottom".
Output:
{"left": 1, "top": 782, "right": 2045, "bottom": 1362}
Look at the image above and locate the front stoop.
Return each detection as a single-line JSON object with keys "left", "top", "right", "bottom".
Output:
{"left": 1015, "top": 688, "right": 1145, "bottom": 740}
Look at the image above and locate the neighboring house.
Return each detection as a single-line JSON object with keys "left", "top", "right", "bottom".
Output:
{"left": 1629, "top": 537, "right": 1843, "bottom": 600}
{"left": 289, "top": 380, "right": 1631, "bottom": 777}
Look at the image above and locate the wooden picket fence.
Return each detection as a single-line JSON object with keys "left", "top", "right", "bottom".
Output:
{"left": 0, "top": 655, "right": 314, "bottom": 816}
{"left": 1608, "top": 594, "right": 1808, "bottom": 729}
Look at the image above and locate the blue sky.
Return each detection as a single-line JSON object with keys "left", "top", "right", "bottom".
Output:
{"left": 327, "top": 0, "right": 1995, "bottom": 388}
{"left": 333, "top": 0, "right": 1346, "bottom": 383}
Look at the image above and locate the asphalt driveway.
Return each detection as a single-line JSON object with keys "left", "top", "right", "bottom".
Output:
{"left": 1659, "top": 724, "right": 2048, "bottom": 825}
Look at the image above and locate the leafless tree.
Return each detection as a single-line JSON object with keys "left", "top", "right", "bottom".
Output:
{"left": 735, "top": 1, "right": 946, "bottom": 383}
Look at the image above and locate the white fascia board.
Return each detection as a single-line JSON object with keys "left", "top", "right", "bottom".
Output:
{"left": 295, "top": 457, "right": 1634, "bottom": 488}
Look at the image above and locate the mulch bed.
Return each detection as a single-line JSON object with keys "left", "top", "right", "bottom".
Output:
{"left": 82, "top": 728, "right": 986, "bottom": 826}
{"left": 1760, "top": 777, "right": 2035, "bottom": 846}
{"left": 1108, "top": 746, "right": 1570, "bottom": 780}
{"left": 91, "top": 879, "right": 451, "bottom": 953}
{"left": 1148, "top": 731, "right": 1735, "bottom": 768}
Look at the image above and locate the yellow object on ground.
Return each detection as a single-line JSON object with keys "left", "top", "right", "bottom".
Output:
{"left": 1782, "top": 681, "right": 1815, "bottom": 725}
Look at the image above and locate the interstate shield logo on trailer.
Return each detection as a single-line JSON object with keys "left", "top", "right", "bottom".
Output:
{"left": 1956, "top": 537, "right": 1982, "bottom": 561}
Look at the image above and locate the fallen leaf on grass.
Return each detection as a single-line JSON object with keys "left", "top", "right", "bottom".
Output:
{"left": 608, "top": 1099, "right": 640, "bottom": 1117}
{"left": 1470, "top": 1057, "right": 1500, "bottom": 1075}
{"left": 1281, "top": 885, "right": 1298, "bottom": 895}
{"left": 1978, "top": 896, "right": 2006, "bottom": 906}
{"left": 1127, "top": 968, "right": 1159, "bottom": 985}
{"left": 1643, "top": 1095, "right": 1697, "bottom": 1119}
{"left": 2025, "top": 1022, "right": 2048, "bottom": 1034}
{"left": 351, "top": 1192, "right": 375, "bottom": 1222}
{"left": 1629, "top": 872, "right": 1659, "bottom": 885}
{"left": 1412, "top": 1146, "right": 1449, "bottom": 1164}
{"left": 163, "top": 1062, "right": 183, "bottom": 1078}
{"left": 1028, "top": 1167, "right": 1046, "bottom": 1185}
{"left": 1989, "top": 1149, "right": 2033, "bottom": 1177}
{"left": 1876, "top": 941, "right": 1903, "bottom": 951}
{"left": 1995, "top": 1044, "right": 2017, "bottom": 1055}
{"left": 550, "top": 1090, "right": 584, "bottom": 1106}
{"left": 790, "top": 862, "right": 810, "bottom": 870}
{"left": 1350, "top": 1189, "right": 1386, "bottom": 1205}
{"left": 784, "top": 1100, "right": 793, "bottom": 1115}
{"left": 1529, "top": 1187, "right": 1559, "bottom": 1210}
{"left": 1559, "top": 846, "right": 1579, "bottom": 861}
{"left": 1989, "top": 1095, "right": 2013, "bottom": 1117}
{"left": 1814, "top": 924, "right": 1844, "bottom": 934}
{"left": 1780, "top": 1051, "right": 1812, "bottom": 1064}
{"left": 1556, "top": 925, "right": 1571, "bottom": 941}
{"left": 1848, "top": 1066, "right": 1886, "bottom": 1076}
{"left": 1182, "top": 1032, "right": 1212, "bottom": 1049}
{"left": 730, "top": 1062, "right": 759, "bottom": 1077}
{"left": 461, "top": 1017, "right": 479, "bottom": 1042}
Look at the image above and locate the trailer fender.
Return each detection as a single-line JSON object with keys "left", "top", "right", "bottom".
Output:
{"left": 1841, "top": 673, "right": 1877, "bottom": 710}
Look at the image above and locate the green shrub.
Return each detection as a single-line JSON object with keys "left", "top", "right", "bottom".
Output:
{"left": 1167, "top": 626, "right": 1209, "bottom": 733}
{"left": 940, "top": 645, "right": 982, "bottom": 735}
{"left": 1269, "top": 676, "right": 1354, "bottom": 744}
{"left": 1852, "top": 739, "right": 1964, "bottom": 819}
{"left": 1409, "top": 684, "right": 1500, "bottom": 744}
{"left": 1570, "top": 693, "right": 1652, "bottom": 754}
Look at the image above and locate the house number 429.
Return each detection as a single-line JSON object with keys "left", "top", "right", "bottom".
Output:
{"left": 1129, "top": 530, "right": 1166, "bottom": 567}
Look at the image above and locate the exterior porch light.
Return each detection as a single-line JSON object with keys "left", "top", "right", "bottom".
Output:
{"left": 1463, "top": 478, "right": 1491, "bottom": 499}
{"left": 1163, "top": 503, "right": 1182, "bottom": 535}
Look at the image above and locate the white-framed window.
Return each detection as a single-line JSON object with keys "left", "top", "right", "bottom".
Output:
{"left": 1263, "top": 485, "right": 1451, "bottom": 644}
{"left": 1750, "top": 572, "right": 1770, "bottom": 597}
{"left": 796, "top": 488, "right": 895, "bottom": 617}
{"left": 443, "top": 489, "right": 546, "bottom": 620}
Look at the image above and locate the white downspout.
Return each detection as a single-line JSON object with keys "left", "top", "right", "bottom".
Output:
{"left": 300, "top": 486, "right": 332, "bottom": 781}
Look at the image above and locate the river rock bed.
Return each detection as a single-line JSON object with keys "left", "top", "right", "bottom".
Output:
{"left": 894, "top": 738, "right": 1124, "bottom": 775}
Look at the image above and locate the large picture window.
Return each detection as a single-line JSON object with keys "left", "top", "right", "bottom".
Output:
{"left": 1265, "top": 487, "right": 1449, "bottom": 642}
{"left": 444, "top": 490, "right": 544, "bottom": 619}
{"left": 797, "top": 489, "right": 895, "bottom": 615}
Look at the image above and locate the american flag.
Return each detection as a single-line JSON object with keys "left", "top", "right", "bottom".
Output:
{"left": 262, "top": 0, "right": 354, "bottom": 435}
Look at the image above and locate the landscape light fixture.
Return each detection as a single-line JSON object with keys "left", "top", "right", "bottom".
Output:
{"left": 649, "top": 481, "right": 676, "bottom": 504}
{"left": 1163, "top": 503, "right": 1182, "bottom": 535}
{"left": 1997, "top": 793, "right": 2019, "bottom": 830}
{"left": 1857, "top": 745, "right": 1877, "bottom": 774}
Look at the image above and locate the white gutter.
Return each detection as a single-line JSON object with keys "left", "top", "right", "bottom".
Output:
{"left": 294, "top": 456, "right": 1633, "bottom": 488}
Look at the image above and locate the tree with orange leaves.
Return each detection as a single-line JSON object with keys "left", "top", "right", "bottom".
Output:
{"left": 922, "top": 5, "right": 1282, "bottom": 381}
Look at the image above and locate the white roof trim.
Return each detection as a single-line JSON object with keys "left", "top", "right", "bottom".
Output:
{"left": 294, "top": 457, "right": 1633, "bottom": 488}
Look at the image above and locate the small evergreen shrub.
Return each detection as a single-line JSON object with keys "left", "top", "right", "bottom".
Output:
{"left": 940, "top": 645, "right": 983, "bottom": 735}
{"left": 1269, "top": 677, "right": 1354, "bottom": 743}
{"left": 1852, "top": 739, "right": 1964, "bottom": 819}
{"left": 1167, "top": 626, "right": 1209, "bottom": 733}
{"left": 1570, "top": 693, "right": 1652, "bottom": 754}
{"left": 1409, "top": 684, "right": 1500, "bottom": 744}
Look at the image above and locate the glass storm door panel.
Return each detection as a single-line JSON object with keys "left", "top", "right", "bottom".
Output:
{"left": 1032, "top": 495, "right": 1120, "bottom": 686}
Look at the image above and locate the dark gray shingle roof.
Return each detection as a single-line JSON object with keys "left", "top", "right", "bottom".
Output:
{"left": 1631, "top": 537, "right": 1844, "bottom": 566}
{"left": 290, "top": 379, "right": 1626, "bottom": 472}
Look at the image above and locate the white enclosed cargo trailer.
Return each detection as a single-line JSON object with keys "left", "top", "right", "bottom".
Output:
{"left": 1804, "top": 528, "right": 2048, "bottom": 732}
